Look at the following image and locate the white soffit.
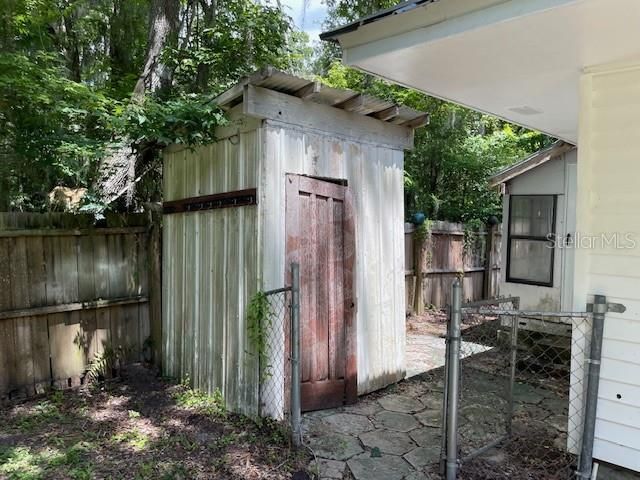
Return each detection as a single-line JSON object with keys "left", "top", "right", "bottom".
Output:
{"left": 336, "top": 0, "right": 640, "bottom": 142}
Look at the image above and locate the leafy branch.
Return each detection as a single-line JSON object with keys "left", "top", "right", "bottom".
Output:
{"left": 246, "top": 291, "right": 273, "bottom": 381}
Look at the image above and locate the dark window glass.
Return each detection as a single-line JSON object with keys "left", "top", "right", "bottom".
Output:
{"left": 507, "top": 195, "right": 556, "bottom": 286}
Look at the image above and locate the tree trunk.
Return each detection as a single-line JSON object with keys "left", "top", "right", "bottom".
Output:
{"left": 62, "top": 12, "right": 81, "bottom": 82}
{"left": 100, "top": 0, "right": 180, "bottom": 205}
{"left": 133, "top": 0, "right": 180, "bottom": 98}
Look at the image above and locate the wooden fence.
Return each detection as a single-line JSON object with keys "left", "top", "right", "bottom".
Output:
{"left": 0, "top": 212, "right": 161, "bottom": 402}
{"left": 405, "top": 221, "right": 502, "bottom": 311}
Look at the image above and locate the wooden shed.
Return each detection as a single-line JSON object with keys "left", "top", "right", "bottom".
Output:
{"left": 162, "top": 67, "right": 427, "bottom": 417}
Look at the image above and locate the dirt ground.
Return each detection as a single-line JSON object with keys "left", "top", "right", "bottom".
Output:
{"left": 0, "top": 365, "right": 309, "bottom": 480}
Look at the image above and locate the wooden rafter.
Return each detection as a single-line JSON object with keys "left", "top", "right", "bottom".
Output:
{"left": 401, "top": 113, "right": 430, "bottom": 129}
{"left": 370, "top": 105, "right": 399, "bottom": 121}
{"left": 294, "top": 81, "right": 322, "bottom": 99}
{"left": 334, "top": 93, "right": 364, "bottom": 112}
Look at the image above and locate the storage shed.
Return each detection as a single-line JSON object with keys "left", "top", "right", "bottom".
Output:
{"left": 162, "top": 67, "right": 427, "bottom": 417}
{"left": 490, "top": 141, "right": 577, "bottom": 312}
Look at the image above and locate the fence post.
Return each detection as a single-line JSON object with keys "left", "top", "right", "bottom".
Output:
{"left": 483, "top": 223, "right": 496, "bottom": 299}
{"left": 145, "top": 203, "right": 162, "bottom": 366}
{"left": 577, "top": 295, "right": 606, "bottom": 479}
{"left": 445, "top": 279, "right": 462, "bottom": 480}
{"left": 290, "top": 262, "right": 302, "bottom": 447}
{"left": 506, "top": 298, "right": 519, "bottom": 436}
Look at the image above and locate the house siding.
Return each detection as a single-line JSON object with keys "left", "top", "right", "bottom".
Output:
{"left": 574, "top": 64, "right": 640, "bottom": 471}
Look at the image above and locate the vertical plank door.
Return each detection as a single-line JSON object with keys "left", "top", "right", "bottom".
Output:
{"left": 286, "top": 174, "right": 356, "bottom": 412}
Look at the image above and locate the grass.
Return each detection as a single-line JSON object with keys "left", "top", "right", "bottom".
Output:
{"left": 0, "top": 365, "right": 309, "bottom": 479}
{"left": 172, "top": 380, "right": 226, "bottom": 417}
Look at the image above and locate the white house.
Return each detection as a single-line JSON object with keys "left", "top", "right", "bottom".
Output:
{"left": 490, "top": 141, "right": 578, "bottom": 313}
{"left": 322, "top": 0, "right": 640, "bottom": 473}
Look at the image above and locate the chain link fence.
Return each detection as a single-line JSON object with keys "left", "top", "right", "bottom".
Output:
{"left": 441, "top": 290, "right": 595, "bottom": 479}
{"left": 258, "top": 287, "right": 292, "bottom": 420}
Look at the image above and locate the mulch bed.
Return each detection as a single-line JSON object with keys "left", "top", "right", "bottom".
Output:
{"left": 0, "top": 364, "right": 309, "bottom": 480}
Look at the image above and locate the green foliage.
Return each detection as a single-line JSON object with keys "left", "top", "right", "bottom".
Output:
{"left": 0, "top": 0, "right": 304, "bottom": 211}
{"left": 86, "top": 343, "right": 128, "bottom": 382}
{"left": 173, "top": 381, "right": 226, "bottom": 417}
{"left": 319, "top": 62, "right": 553, "bottom": 224}
{"left": 246, "top": 291, "right": 273, "bottom": 381}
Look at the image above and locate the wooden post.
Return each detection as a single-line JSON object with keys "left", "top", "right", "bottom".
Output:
{"left": 146, "top": 203, "right": 163, "bottom": 366}
{"left": 413, "top": 229, "right": 425, "bottom": 315}
{"left": 483, "top": 224, "right": 496, "bottom": 299}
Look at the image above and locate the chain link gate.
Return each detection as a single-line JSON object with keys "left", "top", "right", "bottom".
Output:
{"left": 257, "top": 263, "right": 302, "bottom": 445}
{"left": 440, "top": 281, "right": 608, "bottom": 479}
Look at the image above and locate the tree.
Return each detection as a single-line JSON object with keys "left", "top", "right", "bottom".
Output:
{"left": 0, "top": 0, "right": 303, "bottom": 212}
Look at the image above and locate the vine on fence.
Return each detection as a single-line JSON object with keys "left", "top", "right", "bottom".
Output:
{"left": 247, "top": 291, "right": 273, "bottom": 381}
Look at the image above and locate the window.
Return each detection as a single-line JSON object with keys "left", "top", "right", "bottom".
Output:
{"left": 507, "top": 195, "right": 556, "bottom": 286}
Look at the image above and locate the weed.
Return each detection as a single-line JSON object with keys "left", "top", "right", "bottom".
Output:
{"left": 69, "top": 465, "right": 93, "bottom": 480}
{"left": 49, "top": 390, "right": 64, "bottom": 405}
{"left": 16, "top": 401, "right": 62, "bottom": 432}
{"left": 128, "top": 409, "right": 141, "bottom": 419}
{"left": 136, "top": 462, "right": 155, "bottom": 479}
{"left": 0, "top": 446, "right": 64, "bottom": 480}
{"left": 173, "top": 385, "right": 225, "bottom": 417}
{"left": 111, "top": 428, "right": 149, "bottom": 450}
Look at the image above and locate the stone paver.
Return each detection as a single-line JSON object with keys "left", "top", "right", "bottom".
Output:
{"left": 418, "top": 395, "right": 443, "bottom": 411}
{"left": 374, "top": 410, "right": 420, "bottom": 432}
{"left": 414, "top": 409, "right": 441, "bottom": 428}
{"left": 323, "top": 413, "right": 373, "bottom": 435}
{"left": 512, "top": 382, "right": 546, "bottom": 404}
{"left": 403, "top": 446, "right": 441, "bottom": 469}
{"left": 342, "top": 401, "right": 384, "bottom": 416}
{"left": 378, "top": 395, "right": 424, "bottom": 414}
{"left": 302, "top": 328, "right": 577, "bottom": 480}
{"left": 359, "top": 429, "right": 416, "bottom": 455}
{"left": 409, "top": 427, "right": 441, "bottom": 447}
{"left": 306, "top": 432, "right": 364, "bottom": 461}
{"left": 347, "top": 453, "right": 413, "bottom": 480}
{"left": 546, "top": 414, "right": 568, "bottom": 432}
{"left": 309, "top": 458, "right": 346, "bottom": 479}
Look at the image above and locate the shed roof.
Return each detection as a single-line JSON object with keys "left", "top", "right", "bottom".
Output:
{"left": 489, "top": 141, "right": 576, "bottom": 187}
{"left": 214, "top": 66, "right": 429, "bottom": 129}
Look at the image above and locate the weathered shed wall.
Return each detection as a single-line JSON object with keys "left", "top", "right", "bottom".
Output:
{"left": 162, "top": 128, "right": 262, "bottom": 415}
{"left": 260, "top": 120, "right": 406, "bottom": 396}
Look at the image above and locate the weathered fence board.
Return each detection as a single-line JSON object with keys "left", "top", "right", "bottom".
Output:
{"left": 405, "top": 221, "right": 502, "bottom": 310}
{"left": 0, "top": 212, "right": 160, "bottom": 401}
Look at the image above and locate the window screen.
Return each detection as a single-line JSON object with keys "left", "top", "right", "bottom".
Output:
{"left": 507, "top": 195, "right": 556, "bottom": 286}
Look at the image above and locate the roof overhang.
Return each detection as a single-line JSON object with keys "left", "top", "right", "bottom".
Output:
{"left": 323, "top": 0, "right": 640, "bottom": 143}
{"left": 488, "top": 140, "right": 575, "bottom": 187}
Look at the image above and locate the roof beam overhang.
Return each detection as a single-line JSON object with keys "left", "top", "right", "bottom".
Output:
{"left": 340, "top": 0, "right": 580, "bottom": 64}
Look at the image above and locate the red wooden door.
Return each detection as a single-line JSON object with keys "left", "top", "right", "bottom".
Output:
{"left": 286, "top": 174, "right": 357, "bottom": 412}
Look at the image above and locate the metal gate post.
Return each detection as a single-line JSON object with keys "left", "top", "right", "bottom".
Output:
{"left": 577, "top": 295, "right": 606, "bottom": 479}
{"left": 445, "top": 279, "right": 463, "bottom": 480}
{"left": 506, "top": 298, "right": 520, "bottom": 436}
{"left": 290, "top": 262, "right": 302, "bottom": 447}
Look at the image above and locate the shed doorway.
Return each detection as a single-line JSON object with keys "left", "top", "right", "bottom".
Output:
{"left": 285, "top": 174, "right": 357, "bottom": 412}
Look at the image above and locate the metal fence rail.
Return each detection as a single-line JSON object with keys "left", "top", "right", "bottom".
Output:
{"left": 441, "top": 281, "right": 599, "bottom": 479}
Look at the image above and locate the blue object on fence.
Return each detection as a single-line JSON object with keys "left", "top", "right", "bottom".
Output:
{"left": 411, "top": 212, "right": 426, "bottom": 225}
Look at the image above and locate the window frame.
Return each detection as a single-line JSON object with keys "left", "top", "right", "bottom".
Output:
{"left": 506, "top": 194, "right": 557, "bottom": 287}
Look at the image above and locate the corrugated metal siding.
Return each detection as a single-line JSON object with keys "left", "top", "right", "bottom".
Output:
{"left": 162, "top": 130, "right": 262, "bottom": 415}
{"left": 261, "top": 122, "right": 406, "bottom": 396}
{"left": 573, "top": 65, "right": 640, "bottom": 471}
